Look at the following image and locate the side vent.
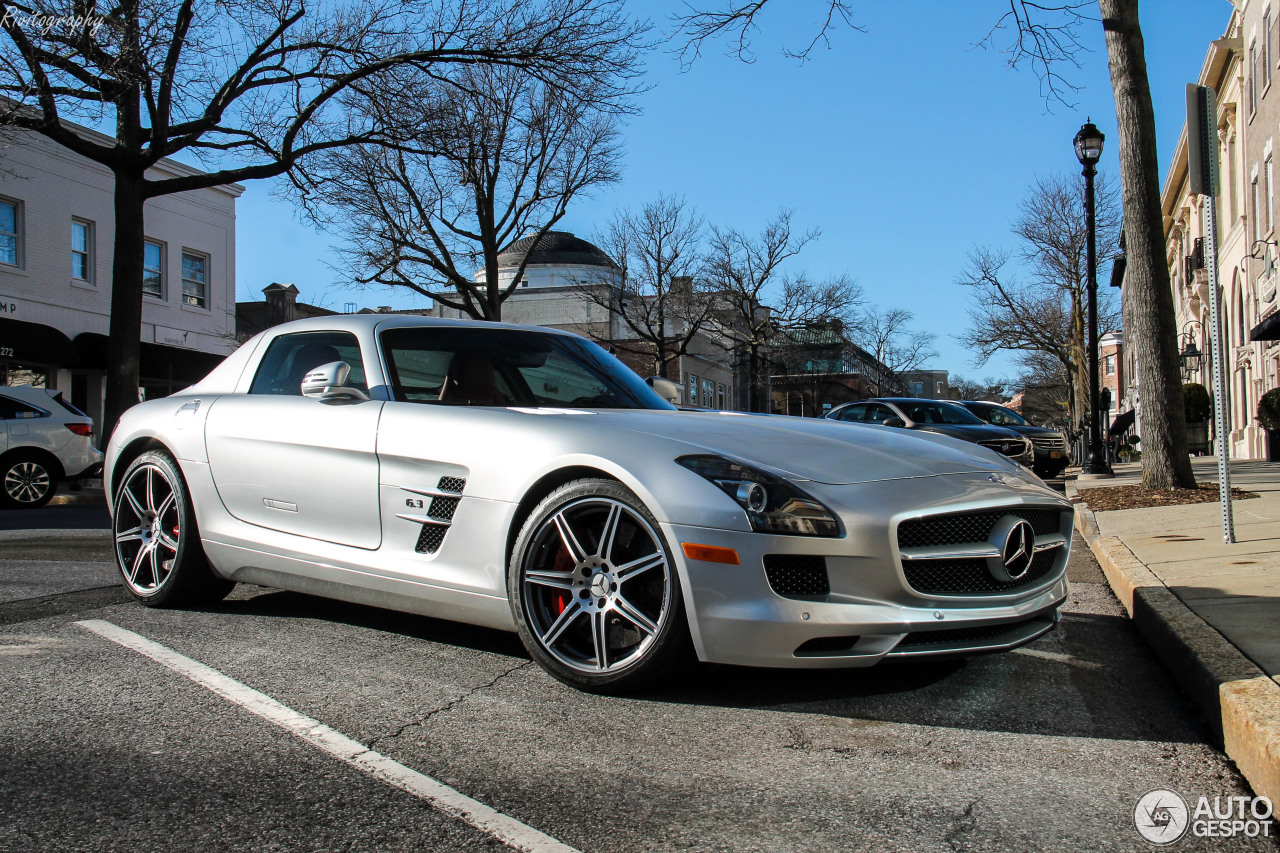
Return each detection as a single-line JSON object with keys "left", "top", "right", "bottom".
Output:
{"left": 404, "top": 476, "right": 468, "bottom": 555}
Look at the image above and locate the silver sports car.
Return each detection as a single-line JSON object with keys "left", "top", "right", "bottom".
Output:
{"left": 106, "top": 315, "right": 1073, "bottom": 692}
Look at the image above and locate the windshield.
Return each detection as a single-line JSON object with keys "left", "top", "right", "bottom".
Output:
{"left": 974, "top": 403, "right": 1029, "bottom": 427}
{"left": 379, "top": 326, "right": 675, "bottom": 410}
{"left": 897, "top": 401, "right": 987, "bottom": 426}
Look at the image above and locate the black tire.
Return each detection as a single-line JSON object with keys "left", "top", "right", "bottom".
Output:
{"left": 112, "top": 449, "right": 234, "bottom": 607}
{"left": 0, "top": 451, "right": 58, "bottom": 509}
{"left": 508, "top": 479, "right": 691, "bottom": 693}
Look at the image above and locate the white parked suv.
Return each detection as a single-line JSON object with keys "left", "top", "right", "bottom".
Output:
{"left": 0, "top": 385, "right": 103, "bottom": 509}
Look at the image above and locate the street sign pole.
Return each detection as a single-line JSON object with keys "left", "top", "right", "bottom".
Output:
{"left": 1188, "top": 83, "right": 1235, "bottom": 544}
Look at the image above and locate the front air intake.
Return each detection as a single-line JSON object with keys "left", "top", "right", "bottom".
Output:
{"left": 763, "top": 554, "right": 829, "bottom": 598}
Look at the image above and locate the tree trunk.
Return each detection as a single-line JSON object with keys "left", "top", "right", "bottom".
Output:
{"left": 101, "top": 170, "right": 147, "bottom": 450}
{"left": 1098, "top": 0, "right": 1196, "bottom": 488}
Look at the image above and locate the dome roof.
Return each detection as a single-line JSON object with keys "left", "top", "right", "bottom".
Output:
{"left": 496, "top": 231, "right": 618, "bottom": 269}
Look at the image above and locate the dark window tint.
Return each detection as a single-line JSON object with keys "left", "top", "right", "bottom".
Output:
{"left": 900, "top": 402, "right": 985, "bottom": 425}
{"left": 249, "top": 331, "right": 367, "bottom": 396}
{"left": 380, "top": 326, "right": 673, "bottom": 410}
{"left": 834, "top": 404, "right": 865, "bottom": 421}
{"left": 0, "top": 395, "right": 46, "bottom": 419}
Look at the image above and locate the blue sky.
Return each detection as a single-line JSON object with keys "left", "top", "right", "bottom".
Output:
{"left": 234, "top": 0, "right": 1232, "bottom": 381}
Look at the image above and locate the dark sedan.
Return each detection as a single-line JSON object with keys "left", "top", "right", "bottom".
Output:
{"left": 824, "top": 398, "right": 1034, "bottom": 467}
{"left": 954, "top": 400, "right": 1071, "bottom": 478}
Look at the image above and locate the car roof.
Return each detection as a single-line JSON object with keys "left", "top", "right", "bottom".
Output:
{"left": 0, "top": 384, "right": 58, "bottom": 407}
{"left": 258, "top": 313, "right": 586, "bottom": 339}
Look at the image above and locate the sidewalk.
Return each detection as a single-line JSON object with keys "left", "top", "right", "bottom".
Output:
{"left": 1069, "top": 457, "right": 1280, "bottom": 803}
{"left": 48, "top": 479, "right": 105, "bottom": 506}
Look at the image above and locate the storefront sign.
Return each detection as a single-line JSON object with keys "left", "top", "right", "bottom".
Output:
{"left": 0, "top": 295, "right": 19, "bottom": 316}
{"left": 154, "top": 326, "right": 194, "bottom": 349}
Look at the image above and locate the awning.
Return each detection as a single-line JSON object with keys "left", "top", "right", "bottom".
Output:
{"left": 1110, "top": 409, "right": 1136, "bottom": 435}
{"left": 73, "top": 333, "right": 225, "bottom": 381}
{"left": 1250, "top": 311, "right": 1280, "bottom": 341}
{"left": 0, "top": 317, "right": 80, "bottom": 367}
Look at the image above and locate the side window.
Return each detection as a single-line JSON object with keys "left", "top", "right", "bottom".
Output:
{"left": 837, "top": 404, "right": 865, "bottom": 422}
{"left": 0, "top": 396, "right": 45, "bottom": 419}
{"left": 249, "top": 331, "right": 367, "bottom": 396}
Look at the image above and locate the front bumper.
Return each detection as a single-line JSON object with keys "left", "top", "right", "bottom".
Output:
{"left": 662, "top": 472, "right": 1072, "bottom": 669}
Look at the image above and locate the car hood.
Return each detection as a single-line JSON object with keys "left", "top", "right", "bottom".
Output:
{"left": 550, "top": 409, "right": 1020, "bottom": 485}
{"left": 914, "top": 424, "right": 1024, "bottom": 442}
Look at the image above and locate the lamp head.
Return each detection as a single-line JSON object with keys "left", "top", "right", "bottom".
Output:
{"left": 1074, "top": 121, "right": 1105, "bottom": 166}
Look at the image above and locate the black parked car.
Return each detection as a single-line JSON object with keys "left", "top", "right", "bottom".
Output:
{"left": 824, "top": 398, "right": 1034, "bottom": 467}
{"left": 954, "top": 400, "right": 1070, "bottom": 478}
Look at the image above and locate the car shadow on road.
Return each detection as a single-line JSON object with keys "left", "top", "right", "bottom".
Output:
{"left": 206, "top": 588, "right": 1207, "bottom": 745}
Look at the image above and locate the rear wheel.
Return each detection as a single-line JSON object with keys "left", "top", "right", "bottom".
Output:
{"left": 0, "top": 451, "right": 57, "bottom": 509}
{"left": 509, "top": 479, "right": 690, "bottom": 693}
{"left": 113, "top": 450, "right": 233, "bottom": 607}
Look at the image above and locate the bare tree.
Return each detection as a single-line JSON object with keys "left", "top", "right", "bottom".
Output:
{"left": 704, "top": 209, "right": 861, "bottom": 411}
{"left": 572, "top": 195, "right": 718, "bottom": 379}
{"left": 959, "top": 172, "right": 1120, "bottom": 429}
{"left": 672, "top": 0, "right": 858, "bottom": 65}
{"left": 854, "top": 305, "right": 939, "bottom": 397}
{"left": 671, "top": 0, "right": 1196, "bottom": 488}
{"left": 950, "top": 375, "right": 1013, "bottom": 402}
{"left": 0, "top": 0, "right": 647, "bottom": 442}
{"left": 297, "top": 62, "right": 632, "bottom": 320}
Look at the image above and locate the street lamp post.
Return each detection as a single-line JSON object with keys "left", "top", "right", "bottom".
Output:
{"left": 1075, "top": 120, "right": 1114, "bottom": 478}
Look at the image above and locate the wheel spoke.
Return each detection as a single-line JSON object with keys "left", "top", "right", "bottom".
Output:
{"left": 596, "top": 503, "right": 622, "bottom": 561}
{"left": 145, "top": 468, "right": 156, "bottom": 513}
{"left": 591, "top": 611, "right": 609, "bottom": 671}
{"left": 157, "top": 527, "right": 179, "bottom": 552}
{"left": 129, "top": 541, "right": 151, "bottom": 585}
{"left": 541, "top": 599, "right": 585, "bottom": 647}
{"left": 616, "top": 552, "right": 665, "bottom": 582}
{"left": 551, "top": 511, "right": 587, "bottom": 563}
{"left": 149, "top": 538, "right": 164, "bottom": 586}
{"left": 613, "top": 594, "right": 658, "bottom": 637}
{"left": 115, "top": 525, "right": 146, "bottom": 544}
{"left": 122, "top": 482, "right": 145, "bottom": 519}
{"left": 525, "top": 570, "right": 576, "bottom": 591}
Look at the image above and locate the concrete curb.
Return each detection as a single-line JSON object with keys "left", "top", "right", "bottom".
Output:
{"left": 1068, "top": 481, "right": 1280, "bottom": 802}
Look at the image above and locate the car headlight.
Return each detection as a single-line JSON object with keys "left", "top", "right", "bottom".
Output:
{"left": 676, "top": 455, "right": 840, "bottom": 537}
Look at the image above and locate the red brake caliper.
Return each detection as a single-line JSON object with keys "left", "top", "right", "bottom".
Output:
{"left": 551, "top": 545, "right": 575, "bottom": 615}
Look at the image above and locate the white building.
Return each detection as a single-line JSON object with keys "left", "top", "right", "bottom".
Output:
{"left": 0, "top": 121, "right": 242, "bottom": 434}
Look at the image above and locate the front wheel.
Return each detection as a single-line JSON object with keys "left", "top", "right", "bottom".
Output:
{"left": 113, "top": 450, "right": 234, "bottom": 607}
{"left": 509, "top": 479, "right": 691, "bottom": 693}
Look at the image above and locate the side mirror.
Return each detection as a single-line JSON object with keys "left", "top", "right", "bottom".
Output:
{"left": 646, "top": 376, "right": 680, "bottom": 405}
{"left": 301, "top": 361, "right": 368, "bottom": 402}
{"left": 882, "top": 417, "right": 906, "bottom": 428}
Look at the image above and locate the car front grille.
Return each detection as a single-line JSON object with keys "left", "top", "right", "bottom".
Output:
{"left": 902, "top": 550, "right": 1057, "bottom": 595}
{"left": 1029, "top": 435, "right": 1066, "bottom": 449}
{"left": 896, "top": 506, "right": 1069, "bottom": 596}
{"left": 976, "top": 438, "right": 1028, "bottom": 456}
{"left": 763, "top": 554, "right": 830, "bottom": 598}
{"left": 898, "top": 508, "right": 1062, "bottom": 549}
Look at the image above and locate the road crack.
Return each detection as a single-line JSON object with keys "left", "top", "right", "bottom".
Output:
{"left": 944, "top": 797, "right": 980, "bottom": 852}
{"left": 367, "top": 660, "right": 532, "bottom": 750}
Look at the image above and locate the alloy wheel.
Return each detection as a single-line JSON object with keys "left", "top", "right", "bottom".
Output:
{"left": 114, "top": 462, "right": 181, "bottom": 595}
{"left": 5, "top": 461, "right": 51, "bottom": 505}
{"left": 521, "top": 497, "right": 672, "bottom": 674}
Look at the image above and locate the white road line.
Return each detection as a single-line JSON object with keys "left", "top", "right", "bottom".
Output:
{"left": 1011, "top": 647, "right": 1102, "bottom": 670}
{"left": 75, "top": 619, "right": 579, "bottom": 853}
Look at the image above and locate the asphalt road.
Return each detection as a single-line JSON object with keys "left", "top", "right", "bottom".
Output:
{"left": 0, "top": 504, "right": 1273, "bottom": 852}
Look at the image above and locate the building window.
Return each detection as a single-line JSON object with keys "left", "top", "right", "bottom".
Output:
{"left": 1269, "top": 158, "right": 1275, "bottom": 233}
{"left": 181, "top": 250, "right": 208, "bottom": 307}
{"left": 144, "top": 240, "right": 165, "bottom": 298}
{"left": 687, "top": 373, "right": 697, "bottom": 407}
{"left": 1254, "top": 174, "right": 1262, "bottom": 242}
{"left": 0, "top": 198, "right": 20, "bottom": 267}
{"left": 1267, "top": 13, "right": 1274, "bottom": 88}
{"left": 702, "top": 378, "right": 714, "bottom": 408}
{"left": 1105, "top": 354, "right": 1116, "bottom": 376}
{"left": 908, "top": 381, "right": 923, "bottom": 396}
{"left": 1251, "top": 42, "right": 1259, "bottom": 114}
{"left": 717, "top": 383, "right": 726, "bottom": 410}
{"left": 71, "top": 219, "right": 93, "bottom": 282}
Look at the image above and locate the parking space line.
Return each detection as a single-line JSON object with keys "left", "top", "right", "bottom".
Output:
{"left": 75, "top": 619, "right": 579, "bottom": 853}
{"left": 1011, "top": 647, "right": 1103, "bottom": 669}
